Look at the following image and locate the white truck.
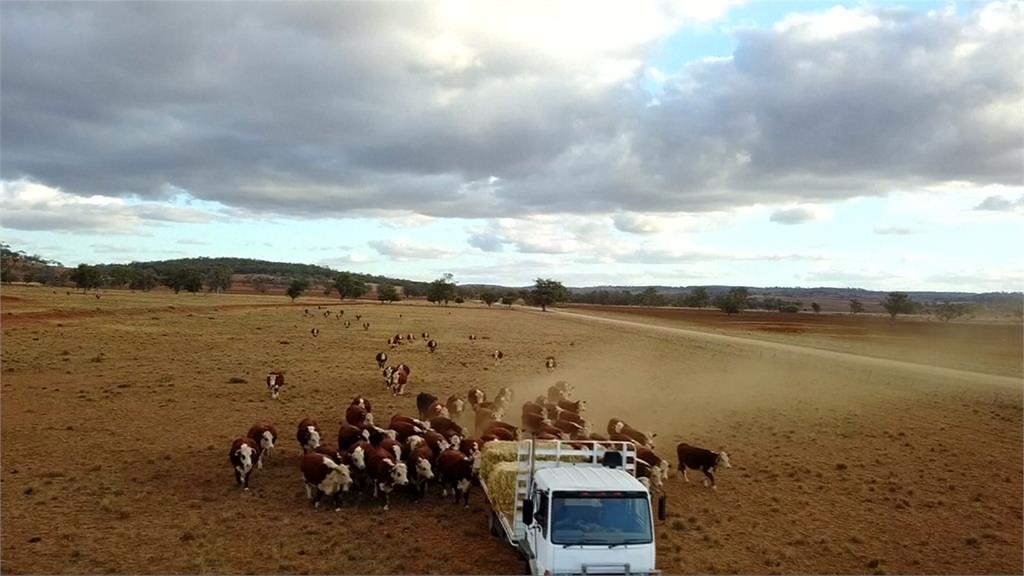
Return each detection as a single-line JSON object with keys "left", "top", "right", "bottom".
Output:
{"left": 481, "top": 440, "right": 665, "bottom": 576}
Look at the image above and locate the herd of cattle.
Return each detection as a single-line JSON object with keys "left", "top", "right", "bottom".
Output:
{"left": 228, "top": 310, "right": 731, "bottom": 513}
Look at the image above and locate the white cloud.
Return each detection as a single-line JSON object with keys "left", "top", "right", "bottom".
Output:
{"left": 0, "top": 179, "right": 216, "bottom": 233}
{"left": 774, "top": 6, "right": 881, "bottom": 40}
{"left": 368, "top": 238, "right": 457, "bottom": 261}
{"left": 612, "top": 212, "right": 662, "bottom": 234}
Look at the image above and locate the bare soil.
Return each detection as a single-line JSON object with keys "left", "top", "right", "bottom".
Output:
{"left": 2, "top": 286, "right": 1021, "bottom": 574}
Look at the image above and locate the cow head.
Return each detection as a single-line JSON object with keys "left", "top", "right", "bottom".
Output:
{"left": 447, "top": 434, "right": 462, "bottom": 452}
{"left": 260, "top": 430, "right": 276, "bottom": 451}
{"left": 407, "top": 435, "right": 425, "bottom": 451}
{"left": 613, "top": 420, "right": 625, "bottom": 434}
{"left": 414, "top": 457, "right": 434, "bottom": 480}
{"left": 438, "top": 438, "right": 451, "bottom": 452}
{"left": 447, "top": 397, "right": 465, "bottom": 415}
{"left": 717, "top": 451, "right": 732, "bottom": 469}
{"left": 389, "top": 461, "right": 409, "bottom": 486}
{"left": 234, "top": 444, "right": 255, "bottom": 474}
{"left": 637, "top": 476, "right": 651, "bottom": 491}
{"left": 382, "top": 428, "right": 398, "bottom": 441}
{"left": 389, "top": 443, "right": 402, "bottom": 463}
{"left": 325, "top": 461, "right": 353, "bottom": 494}
{"left": 306, "top": 426, "right": 321, "bottom": 449}
{"left": 351, "top": 445, "right": 366, "bottom": 470}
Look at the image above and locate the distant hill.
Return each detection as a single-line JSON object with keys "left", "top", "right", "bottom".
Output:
{"left": 1, "top": 245, "right": 1019, "bottom": 315}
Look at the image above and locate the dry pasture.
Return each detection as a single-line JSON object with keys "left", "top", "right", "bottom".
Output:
{"left": 2, "top": 286, "right": 1021, "bottom": 574}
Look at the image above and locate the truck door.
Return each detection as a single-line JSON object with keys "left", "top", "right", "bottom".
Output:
{"left": 529, "top": 490, "right": 549, "bottom": 572}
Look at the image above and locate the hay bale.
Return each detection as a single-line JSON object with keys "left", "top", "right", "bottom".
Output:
{"left": 480, "top": 441, "right": 517, "bottom": 481}
{"left": 487, "top": 462, "right": 519, "bottom": 522}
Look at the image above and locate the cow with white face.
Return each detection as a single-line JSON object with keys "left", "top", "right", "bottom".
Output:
{"left": 229, "top": 437, "right": 258, "bottom": 490}
{"left": 296, "top": 418, "right": 321, "bottom": 453}
{"left": 266, "top": 371, "right": 284, "bottom": 399}
{"left": 367, "top": 446, "right": 409, "bottom": 511}
{"left": 300, "top": 453, "right": 354, "bottom": 510}
{"left": 405, "top": 437, "right": 436, "bottom": 501}
{"left": 247, "top": 422, "right": 278, "bottom": 469}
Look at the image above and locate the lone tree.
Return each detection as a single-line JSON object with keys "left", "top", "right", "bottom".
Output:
{"left": 333, "top": 272, "right": 367, "bottom": 300}
{"left": 377, "top": 284, "right": 400, "bottom": 303}
{"left": 166, "top": 268, "right": 203, "bottom": 294}
{"left": 501, "top": 293, "right": 516, "bottom": 309}
{"left": 481, "top": 290, "right": 498, "bottom": 307}
{"left": 882, "top": 291, "right": 914, "bottom": 320}
{"left": 70, "top": 264, "right": 102, "bottom": 291}
{"left": 286, "top": 278, "right": 309, "bottom": 302}
{"left": 684, "top": 287, "right": 710, "bottom": 308}
{"left": 811, "top": 302, "right": 821, "bottom": 314}
{"left": 427, "top": 273, "right": 457, "bottom": 305}
{"left": 849, "top": 298, "right": 865, "bottom": 314}
{"left": 531, "top": 278, "right": 570, "bottom": 312}
{"left": 713, "top": 287, "right": 749, "bottom": 314}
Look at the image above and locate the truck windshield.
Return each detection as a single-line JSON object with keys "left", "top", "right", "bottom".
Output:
{"left": 550, "top": 492, "right": 652, "bottom": 546}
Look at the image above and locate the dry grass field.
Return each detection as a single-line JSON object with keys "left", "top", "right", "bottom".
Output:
{"left": 2, "top": 285, "right": 1021, "bottom": 574}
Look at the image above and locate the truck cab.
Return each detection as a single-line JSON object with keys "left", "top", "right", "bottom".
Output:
{"left": 524, "top": 467, "right": 657, "bottom": 576}
{"left": 481, "top": 439, "right": 661, "bottom": 576}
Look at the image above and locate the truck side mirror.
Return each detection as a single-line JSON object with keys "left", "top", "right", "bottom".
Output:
{"left": 657, "top": 495, "right": 667, "bottom": 521}
{"left": 522, "top": 499, "right": 534, "bottom": 525}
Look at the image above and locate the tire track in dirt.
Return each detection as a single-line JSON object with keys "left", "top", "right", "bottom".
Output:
{"left": 552, "top": 309, "right": 1022, "bottom": 390}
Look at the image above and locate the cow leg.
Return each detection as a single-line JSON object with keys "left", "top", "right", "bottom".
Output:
{"left": 382, "top": 490, "right": 391, "bottom": 512}
{"left": 311, "top": 487, "right": 322, "bottom": 508}
{"left": 304, "top": 484, "right": 313, "bottom": 500}
{"left": 703, "top": 468, "right": 715, "bottom": 489}
{"left": 681, "top": 467, "right": 690, "bottom": 483}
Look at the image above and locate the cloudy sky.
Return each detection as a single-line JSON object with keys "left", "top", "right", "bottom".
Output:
{"left": 2, "top": 1, "right": 1021, "bottom": 291}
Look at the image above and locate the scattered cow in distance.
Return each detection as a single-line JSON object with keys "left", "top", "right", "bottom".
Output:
{"left": 545, "top": 356, "right": 557, "bottom": 372}
{"left": 427, "top": 339, "right": 438, "bottom": 353}
{"left": 375, "top": 351, "right": 388, "bottom": 369}
{"left": 266, "top": 371, "right": 285, "bottom": 399}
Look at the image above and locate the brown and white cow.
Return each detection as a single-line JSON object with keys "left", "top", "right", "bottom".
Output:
{"left": 346, "top": 404, "right": 372, "bottom": 428}
{"left": 552, "top": 419, "right": 584, "bottom": 438}
{"left": 427, "top": 339, "right": 438, "bottom": 353}
{"left": 296, "top": 418, "right": 322, "bottom": 453}
{"left": 246, "top": 422, "right": 278, "bottom": 469}
{"left": 300, "top": 453, "right": 353, "bottom": 510}
{"left": 677, "top": 443, "right": 731, "bottom": 490}
{"left": 229, "top": 437, "right": 258, "bottom": 490}
{"left": 422, "top": 429, "right": 452, "bottom": 455}
{"left": 556, "top": 399, "right": 585, "bottom": 414}
{"left": 437, "top": 448, "right": 474, "bottom": 507}
{"left": 405, "top": 439, "right": 435, "bottom": 500}
{"left": 545, "top": 356, "right": 557, "bottom": 372}
{"left": 338, "top": 424, "right": 370, "bottom": 453}
{"left": 635, "top": 446, "right": 670, "bottom": 492}
{"left": 367, "top": 447, "right": 409, "bottom": 510}
{"left": 375, "top": 352, "right": 388, "bottom": 369}
{"left": 416, "top": 392, "right": 439, "bottom": 419}
{"left": 467, "top": 388, "right": 486, "bottom": 412}
{"left": 266, "top": 371, "right": 285, "bottom": 399}
{"left": 521, "top": 412, "right": 549, "bottom": 434}
{"left": 445, "top": 395, "right": 465, "bottom": 418}
{"left": 421, "top": 331, "right": 430, "bottom": 339}
{"left": 492, "top": 350, "right": 504, "bottom": 364}
{"left": 474, "top": 407, "right": 503, "bottom": 435}
{"left": 429, "top": 417, "right": 465, "bottom": 442}
{"left": 351, "top": 395, "right": 373, "bottom": 414}
{"left": 311, "top": 328, "right": 320, "bottom": 337}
